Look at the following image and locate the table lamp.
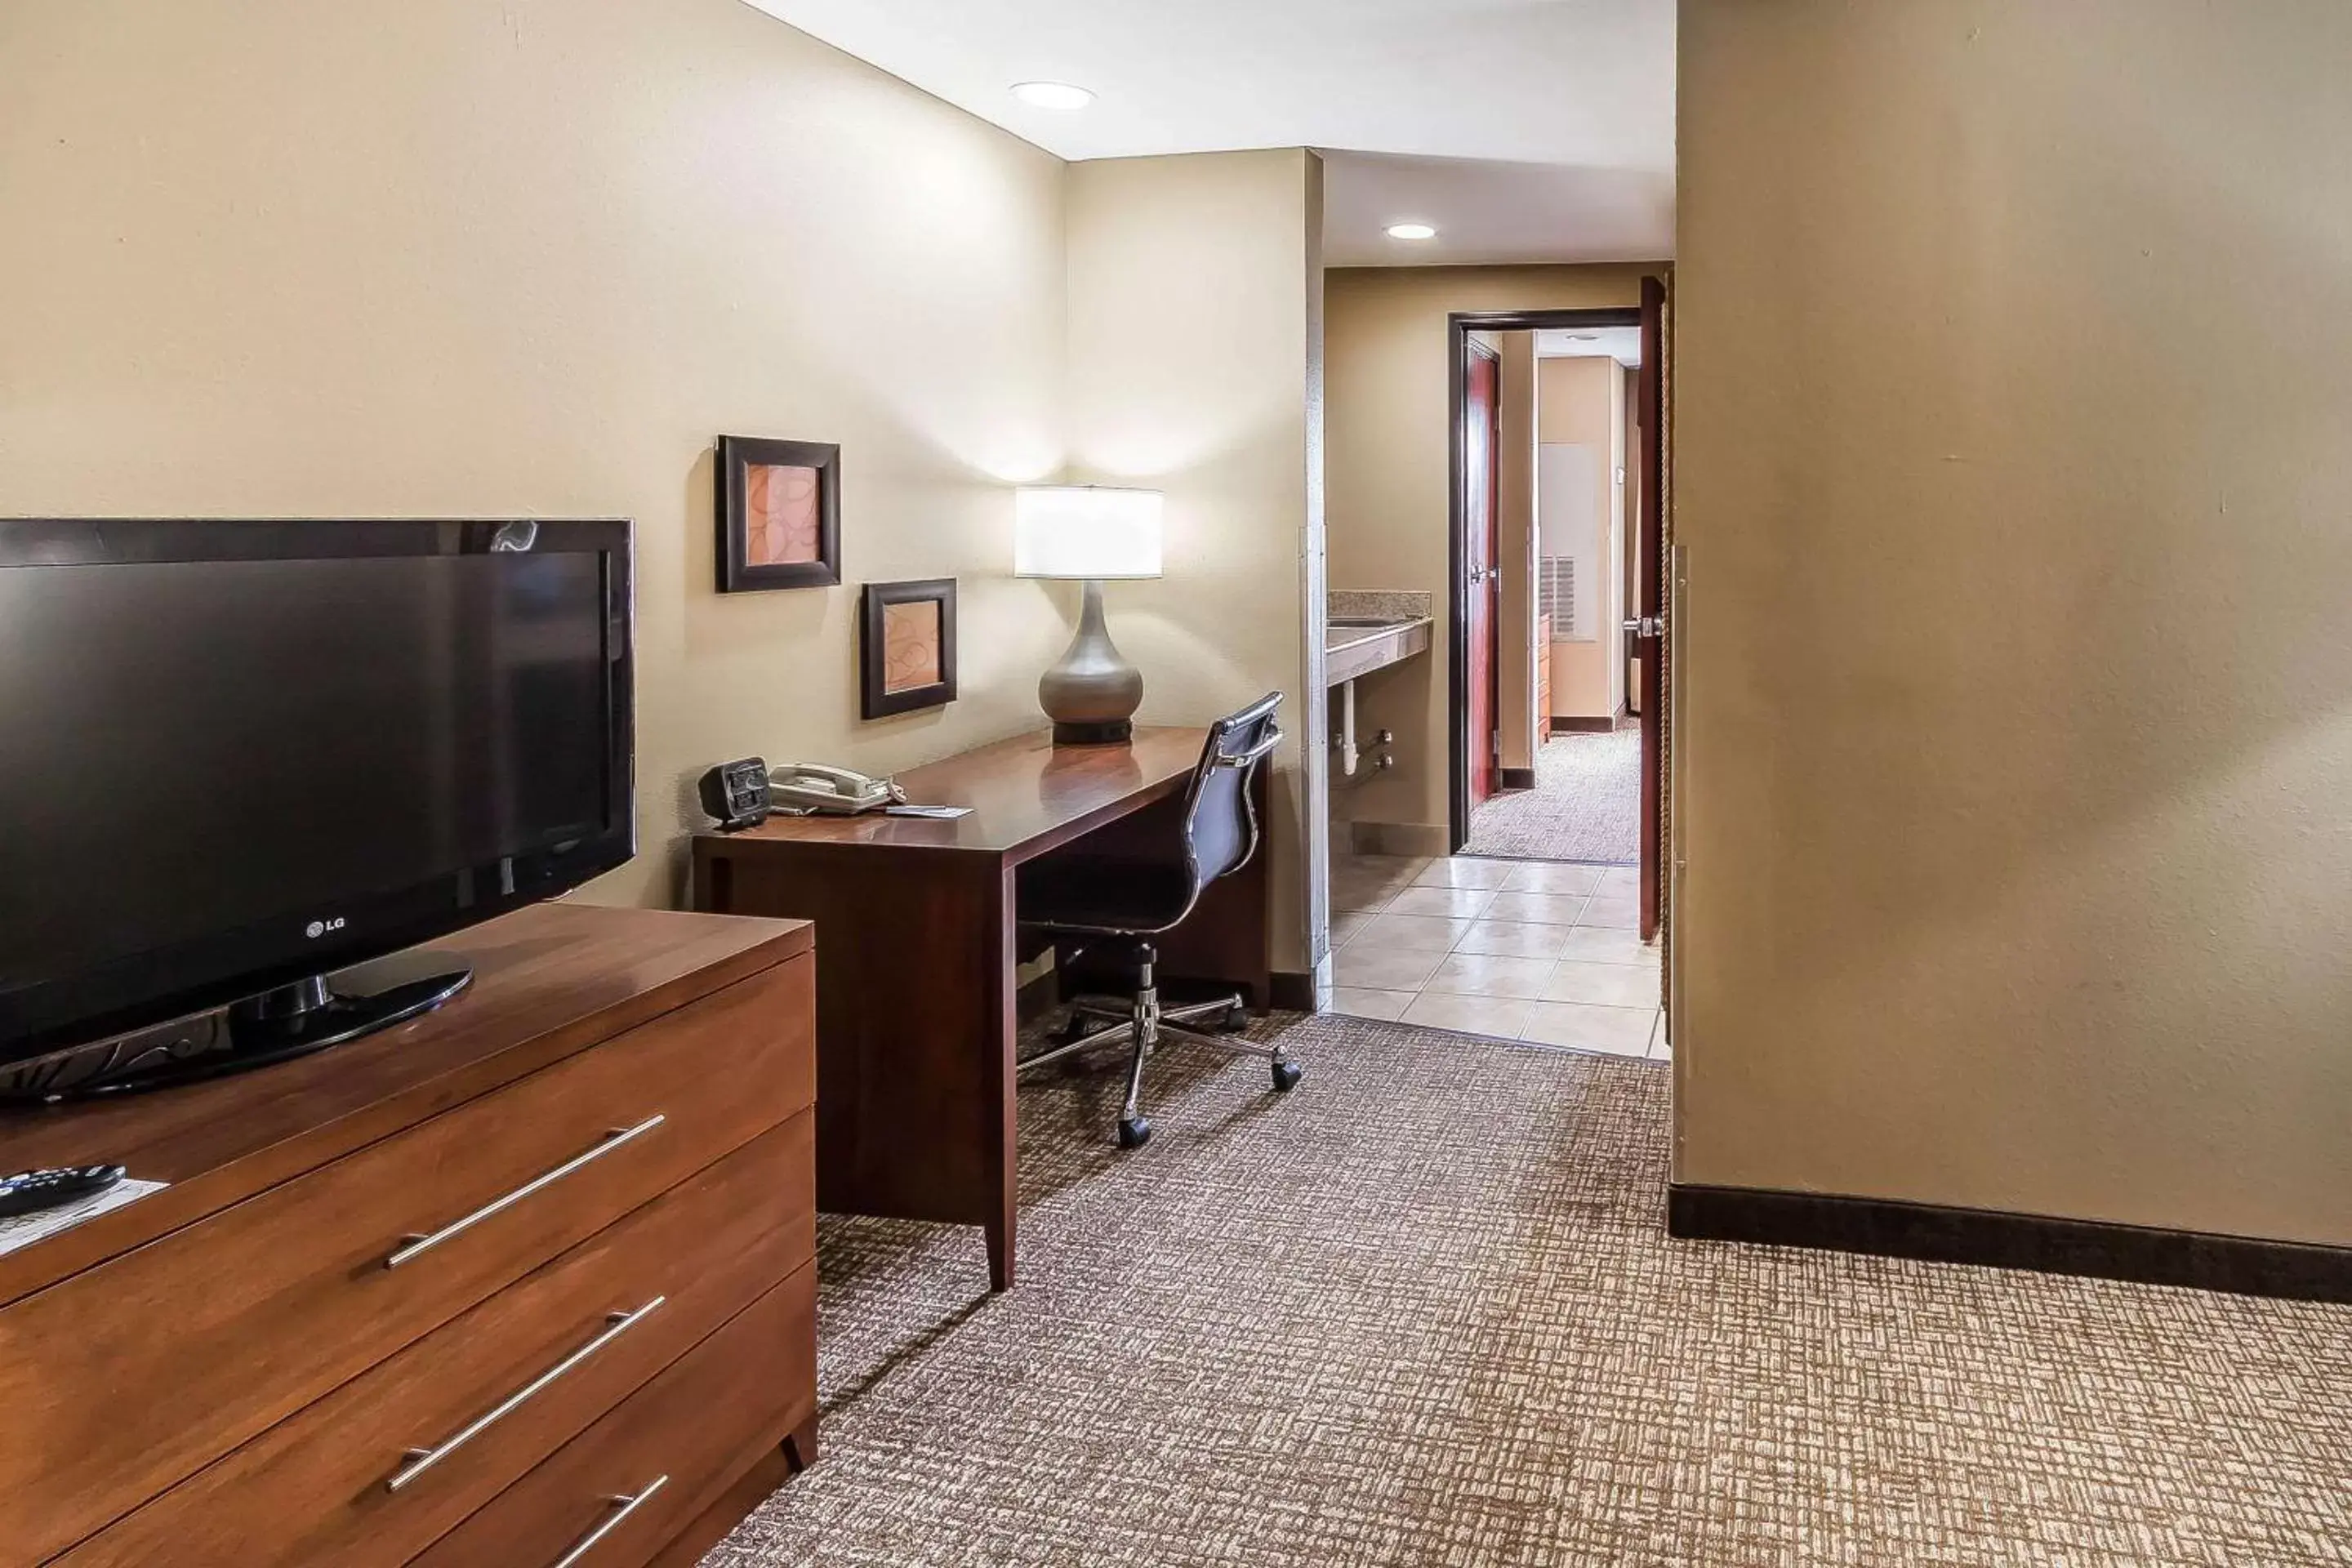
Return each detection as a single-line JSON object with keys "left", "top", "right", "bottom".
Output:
{"left": 1015, "top": 484, "right": 1164, "bottom": 745}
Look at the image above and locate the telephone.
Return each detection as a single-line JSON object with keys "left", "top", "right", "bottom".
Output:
{"left": 768, "top": 762, "right": 906, "bottom": 816}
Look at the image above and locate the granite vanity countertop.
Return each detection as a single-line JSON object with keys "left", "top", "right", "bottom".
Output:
{"left": 1326, "top": 590, "right": 1434, "bottom": 685}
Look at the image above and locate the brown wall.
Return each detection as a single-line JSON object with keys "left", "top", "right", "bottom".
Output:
{"left": 1325, "top": 264, "right": 1660, "bottom": 841}
{"left": 1677, "top": 0, "right": 2352, "bottom": 1245}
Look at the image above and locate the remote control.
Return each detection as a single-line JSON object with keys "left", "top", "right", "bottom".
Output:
{"left": 0, "top": 1165, "right": 128, "bottom": 1219}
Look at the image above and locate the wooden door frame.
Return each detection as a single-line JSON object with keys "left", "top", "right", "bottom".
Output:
{"left": 1462, "top": 336, "right": 1503, "bottom": 813}
{"left": 1446, "top": 307, "right": 1644, "bottom": 851}
{"left": 1635, "top": 277, "right": 1668, "bottom": 941}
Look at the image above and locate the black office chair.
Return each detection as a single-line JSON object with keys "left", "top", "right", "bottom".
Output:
{"left": 1015, "top": 692, "right": 1298, "bottom": 1149}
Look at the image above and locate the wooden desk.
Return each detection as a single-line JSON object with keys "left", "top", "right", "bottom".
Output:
{"left": 693, "top": 727, "right": 1269, "bottom": 1291}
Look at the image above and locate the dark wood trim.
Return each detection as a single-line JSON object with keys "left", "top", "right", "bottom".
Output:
{"left": 1446, "top": 335, "right": 1498, "bottom": 852}
{"left": 1268, "top": 970, "right": 1317, "bottom": 1012}
{"left": 1447, "top": 308, "right": 1644, "bottom": 853}
{"left": 1636, "top": 278, "right": 1666, "bottom": 942}
{"left": 1548, "top": 715, "right": 1617, "bottom": 735}
{"left": 1667, "top": 1183, "right": 2352, "bottom": 1304}
{"left": 1497, "top": 767, "right": 1536, "bottom": 791}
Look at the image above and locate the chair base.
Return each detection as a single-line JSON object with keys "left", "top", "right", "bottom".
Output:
{"left": 1017, "top": 978, "right": 1300, "bottom": 1149}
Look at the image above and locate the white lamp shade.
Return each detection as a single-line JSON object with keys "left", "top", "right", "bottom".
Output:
{"left": 1013, "top": 485, "right": 1164, "bottom": 579}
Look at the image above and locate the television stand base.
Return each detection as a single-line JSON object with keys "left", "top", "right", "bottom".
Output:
{"left": 3, "top": 966, "right": 473, "bottom": 1105}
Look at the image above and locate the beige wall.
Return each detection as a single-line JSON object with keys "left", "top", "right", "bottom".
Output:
{"left": 1325, "top": 265, "right": 1659, "bottom": 838}
{"left": 1064, "top": 149, "right": 1325, "bottom": 973}
{"left": 0, "top": 0, "right": 1070, "bottom": 911}
{"left": 1677, "top": 0, "right": 2352, "bottom": 1245}
{"left": 1536, "top": 354, "right": 1627, "bottom": 719}
{"left": 1, "top": 0, "right": 1329, "bottom": 970}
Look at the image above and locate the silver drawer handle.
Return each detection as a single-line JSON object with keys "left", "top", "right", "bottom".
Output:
{"left": 550, "top": 1474, "right": 670, "bottom": 1568}
{"left": 386, "top": 1116, "right": 666, "bottom": 1269}
{"left": 385, "top": 1296, "right": 666, "bottom": 1493}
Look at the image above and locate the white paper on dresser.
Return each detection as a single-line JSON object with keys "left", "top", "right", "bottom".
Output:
{"left": 0, "top": 1178, "right": 168, "bottom": 1258}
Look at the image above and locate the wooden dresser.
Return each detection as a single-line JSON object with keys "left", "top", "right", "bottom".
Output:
{"left": 0, "top": 903, "right": 817, "bottom": 1568}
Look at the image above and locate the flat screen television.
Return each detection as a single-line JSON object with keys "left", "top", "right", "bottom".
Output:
{"left": 0, "top": 518, "right": 635, "bottom": 1100}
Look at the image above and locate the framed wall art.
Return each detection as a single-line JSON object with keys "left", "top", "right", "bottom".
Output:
{"left": 859, "top": 578, "right": 958, "bottom": 719}
{"left": 716, "top": 435, "right": 840, "bottom": 591}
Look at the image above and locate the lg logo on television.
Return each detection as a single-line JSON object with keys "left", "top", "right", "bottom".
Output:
{"left": 305, "top": 916, "right": 348, "bottom": 939}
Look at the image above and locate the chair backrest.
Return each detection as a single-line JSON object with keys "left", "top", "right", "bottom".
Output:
{"left": 1178, "top": 691, "right": 1285, "bottom": 899}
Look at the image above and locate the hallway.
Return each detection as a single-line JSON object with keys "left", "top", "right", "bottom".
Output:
{"left": 1465, "top": 728, "right": 1642, "bottom": 863}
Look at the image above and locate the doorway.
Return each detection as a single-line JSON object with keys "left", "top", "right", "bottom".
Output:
{"left": 1445, "top": 296, "right": 1664, "bottom": 939}
{"left": 1324, "top": 277, "right": 1672, "bottom": 1058}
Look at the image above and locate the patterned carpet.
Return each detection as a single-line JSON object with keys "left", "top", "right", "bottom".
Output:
{"left": 1467, "top": 728, "right": 1642, "bottom": 864}
{"left": 704, "top": 1015, "right": 2352, "bottom": 1567}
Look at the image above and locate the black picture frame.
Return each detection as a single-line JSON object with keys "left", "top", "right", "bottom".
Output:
{"left": 859, "top": 578, "right": 958, "bottom": 719}
{"left": 716, "top": 434, "right": 841, "bottom": 592}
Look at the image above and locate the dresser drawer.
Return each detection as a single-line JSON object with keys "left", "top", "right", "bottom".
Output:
{"left": 0, "top": 951, "right": 813, "bottom": 1568}
{"left": 57, "top": 1109, "right": 813, "bottom": 1568}
{"left": 412, "top": 1263, "right": 817, "bottom": 1568}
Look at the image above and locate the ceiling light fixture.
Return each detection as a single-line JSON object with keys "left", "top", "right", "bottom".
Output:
{"left": 1384, "top": 222, "right": 1438, "bottom": 241}
{"left": 1012, "top": 81, "right": 1095, "bottom": 110}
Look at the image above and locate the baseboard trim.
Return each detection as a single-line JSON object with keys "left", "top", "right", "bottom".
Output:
{"left": 1269, "top": 970, "right": 1317, "bottom": 1012}
{"left": 1348, "top": 820, "right": 1452, "bottom": 858}
{"left": 1548, "top": 715, "right": 1616, "bottom": 734}
{"left": 1497, "top": 767, "right": 1537, "bottom": 790}
{"left": 1667, "top": 1183, "right": 2352, "bottom": 1303}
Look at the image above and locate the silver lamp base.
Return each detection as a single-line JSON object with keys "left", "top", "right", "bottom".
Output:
{"left": 1040, "top": 579, "right": 1143, "bottom": 746}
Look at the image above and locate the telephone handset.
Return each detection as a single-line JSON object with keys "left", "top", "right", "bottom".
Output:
{"left": 768, "top": 762, "right": 906, "bottom": 816}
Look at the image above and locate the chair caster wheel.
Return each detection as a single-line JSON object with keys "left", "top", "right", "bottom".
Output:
{"left": 1116, "top": 1116, "right": 1152, "bottom": 1150}
{"left": 1272, "top": 1060, "right": 1303, "bottom": 1092}
{"left": 1051, "top": 1015, "right": 1094, "bottom": 1047}
{"left": 1221, "top": 1004, "right": 1251, "bottom": 1034}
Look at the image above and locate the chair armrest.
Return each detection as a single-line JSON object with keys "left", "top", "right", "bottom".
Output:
{"left": 1213, "top": 727, "right": 1285, "bottom": 768}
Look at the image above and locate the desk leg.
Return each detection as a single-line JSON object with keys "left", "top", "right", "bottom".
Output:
{"left": 704, "top": 845, "right": 1021, "bottom": 1294}
{"left": 986, "top": 862, "right": 1018, "bottom": 1293}
{"left": 987, "top": 1218, "right": 1014, "bottom": 1292}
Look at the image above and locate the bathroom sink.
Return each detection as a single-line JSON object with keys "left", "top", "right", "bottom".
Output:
{"left": 1324, "top": 614, "right": 1433, "bottom": 682}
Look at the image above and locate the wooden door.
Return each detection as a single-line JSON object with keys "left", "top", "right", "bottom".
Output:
{"left": 1634, "top": 277, "right": 1666, "bottom": 940}
{"left": 1463, "top": 340, "right": 1503, "bottom": 809}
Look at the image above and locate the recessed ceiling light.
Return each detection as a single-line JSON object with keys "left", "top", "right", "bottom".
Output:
{"left": 1384, "top": 222, "right": 1438, "bottom": 241}
{"left": 1012, "top": 81, "right": 1094, "bottom": 110}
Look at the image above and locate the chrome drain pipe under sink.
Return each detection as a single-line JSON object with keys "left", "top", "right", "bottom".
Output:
{"left": 1331, "top": 678, "right": 1394, "bottom": 778}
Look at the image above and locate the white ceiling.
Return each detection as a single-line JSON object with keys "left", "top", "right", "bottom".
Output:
{"left": 744, "top": 0, "right": 1677, "bottom": 266}
{"left": 1535, "top": 325, "right": 1643, "bottom": 364}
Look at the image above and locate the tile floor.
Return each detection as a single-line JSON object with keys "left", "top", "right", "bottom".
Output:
{"left": 1329, "top": 853, "right": 1667, "bottom": 1058}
